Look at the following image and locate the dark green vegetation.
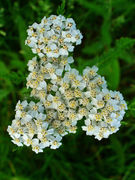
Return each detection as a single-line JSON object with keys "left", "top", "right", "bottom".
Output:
{"left": 0, "top": 0, "right": 135, "bottom": 179}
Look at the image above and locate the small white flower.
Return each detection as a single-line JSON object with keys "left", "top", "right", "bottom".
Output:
{"left": 27, "top": 57, "right": 38, "bottom": 72}
{"left": 32, "top": 138, "right": 43, "bottom": 153}
{"left": 7, "top": 125, "right": 20, "bottom": 139}
{"left": 50, "top": 135, "right": 62, "bottom": 149}
{"left": 23, "top": 134, "right": 32, "bottom": 146}
{"left": 12, "top": 137, "right": 23, "bottom": 147}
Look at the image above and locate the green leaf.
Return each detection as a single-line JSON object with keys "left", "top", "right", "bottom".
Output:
{"left": 82, "top": 41, "right": 104, "bottom": 55}
{"left": 99, "top": 59, "right": 120, "bottom": 90}
{"left": 110, "top": 136, "right": 125, "bottom": 174}
{"left": 119, "top": 50, "right": 134, "bottom": 63}
{"left": 76, "top": 0, "right": 106, "bottom": 16}
{"left": 0, "top": 61, "right": 9, "bottom": 77}
{"left": 116, "top": 37, "right": 135, "bottom": 50}
{"left": 0, "top": 89, "right": 10, "bottom": 102}
{"left": 57, "top": 0, "right": 66, "bottom": 15}
{"left": 128, "top": 99, "right": 135, "bottom": 117}
{"left": 91, "top": 37, "right": 135, "bottom": 68}
{"left": 15, "top": 15, "right": 33, "bottom": 60}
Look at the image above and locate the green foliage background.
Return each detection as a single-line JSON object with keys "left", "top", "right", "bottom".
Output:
{"left": 0, "top": 0, "right": 135, "bottom": 179}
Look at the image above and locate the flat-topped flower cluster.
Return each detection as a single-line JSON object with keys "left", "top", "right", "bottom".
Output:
{"left": 7, "top": 15, "right": 127, "bottom": 153}
{"left": 25, "top": 15, "right": 82, "bottom": 58}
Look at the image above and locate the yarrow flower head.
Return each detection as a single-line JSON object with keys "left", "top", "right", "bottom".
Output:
{"left": 26, "top": 56, "right": 86, "bottom": 136}
{"left": 7, "top": 100, "right": 62, "bottom": 153}
{"left": 81, "top": 66, "right": 127, "bottom": 140}
{"left": 25, "top": 15, "right": 83, "bottom": 58}
{"left": 7, "top": 14, "right": 127, "bottom": 153}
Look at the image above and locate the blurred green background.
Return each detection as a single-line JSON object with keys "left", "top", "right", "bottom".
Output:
{"left": 0, "top": 0, "right": 135, "bottom": 179}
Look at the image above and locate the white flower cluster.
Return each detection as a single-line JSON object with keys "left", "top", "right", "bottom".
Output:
{"left": 25, "top": 15, "right": 83, "bottom": 58}
{"left": 7, "top": 15, "right": 127, "bottom": 153}
{"left": 7, "top": 101, "right": 62, "bottom": 153}
{"left": 81, "top": 66, "right": 127, "bottom": 140}
{"left": 26, "top": 56, "right": 86, "bottom": 136}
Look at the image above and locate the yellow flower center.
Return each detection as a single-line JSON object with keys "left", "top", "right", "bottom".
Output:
{"left": 66, "top": 33, "right": 71, "bottom": 38}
